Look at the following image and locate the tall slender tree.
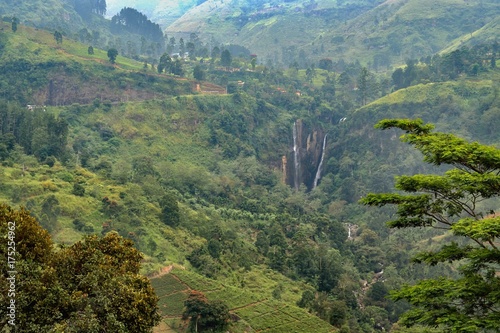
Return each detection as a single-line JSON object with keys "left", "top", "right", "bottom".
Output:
{"left": 11, "top": 17, "right": 18, "bottom": 32}
{"left": 221, "top": 49, "right": 232, "bottom": 68}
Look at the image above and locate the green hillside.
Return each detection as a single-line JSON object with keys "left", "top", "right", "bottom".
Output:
{"left": 0, "top": 0, "right": 87, "bottom": 33}
{"left": 0, "top": 21, "right": 192, "bottom": 105}
{"left": 0, "top": 0, "right": 170, "bottom": 64}
{"left": 151, "top": 267, "right": 336, "bottom": 333}
{"left": 1, "top": 11, "right": 500, "bottom": 333}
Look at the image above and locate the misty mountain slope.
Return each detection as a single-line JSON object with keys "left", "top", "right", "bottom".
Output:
{"left": 324, "top": 0, "right": 500, "bottom": 63}
{"left": 0, "top": 0, "right": 171, "bottom": 60}
{"left": 440, "top": 16, "right": 500, "bottom": 54}
{"left": 165, "top": 0, "right": 499, "bottom": 68}
{"left": 165, "top": 0, "right": 384, "bottom": 62}
{"left": 105, "top": 0, "right": 198, "bottom": 27}
{"left": 0, "top": 0, "right": 87, "bottom": 32}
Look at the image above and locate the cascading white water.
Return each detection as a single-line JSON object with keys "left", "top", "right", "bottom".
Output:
{"left": 293, "top": 122, "right": 300, "bottom": 190}
{"left": 312, "top": 134, "right": 327, "bottom": 189}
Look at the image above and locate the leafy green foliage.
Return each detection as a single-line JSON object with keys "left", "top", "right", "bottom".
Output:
{"left": 159, "top": 192, "right": 181, "bottom": 227}
{"left": 72, "top": 182, "right": 85, "bottom": 196}
{"left": 157, "top": 52, "right": 172, "bottom": 74}
{"left": 107, "top": 48, "right": 118, "bottom": 64}
{"left": 11, "top": 17, "right": 18, "bottom": 32}
{"left": 0, "top": 204, "right": 160, "bottom": 332}
{"left": 220, "top": 49, "right": 232, "bottom": 68}
{"left": 183, "top": 291, "right": 230, "bottom": 332}
{"left": 361, "top": 119, "right": 500, "bottom": 331}
{"left": 193, "top": 64, "right": 205, "bottom": 81}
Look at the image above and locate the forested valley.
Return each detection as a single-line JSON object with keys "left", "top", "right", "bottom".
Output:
{"left": 0, "top": 1, "right": 499, "bottom": 332}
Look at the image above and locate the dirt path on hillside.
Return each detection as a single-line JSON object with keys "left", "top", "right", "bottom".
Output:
{"left": 229, "top": 298, "right": 269, "bottom": 312}
{"left": 149, "top": 265, "right": 175, "bottom": 279}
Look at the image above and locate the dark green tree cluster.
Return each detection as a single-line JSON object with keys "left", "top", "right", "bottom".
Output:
{"left": 183, "top": 291, "right": 230, "bottom": 332}
{"left": 220, "top": 49, "right": 232, "bottom": 68}
{"left": 157, "top": 53, "right": 183, "bottom": 76}
{"left": 318, "top": 58, "right": 333, "bottom": 71}
{"left": 0, "top": 102, "right": 68, "bottom": 162}
{"left": 187, "top": 225, "right": 257, "bottom": 278}
{"left": 111, "top": 7, "right": 164, "bottom": 43}
{"left": 361, "top": 119, "right": 500, "bottom": 332}
{"left": 159, "top": 192, "right": 181, "bottom": 227}
{"left": 107, "top": 48, "right": 118, "bottom": 64}
{"left": 297, "top": 291, "right": 350, "bottom": 328}
{"left": 253, "top": 214, "right": 346, "bottom": 288}
{"left": 193, "top": 65, "right": 206, "bottom": 81}
{"left": 0, "top": 204, "right": 160, "bottom": 332}
{"left": 181, "top": 206, "right": 346, "bottom": 296}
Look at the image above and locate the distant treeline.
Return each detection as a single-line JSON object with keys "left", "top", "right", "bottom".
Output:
{"left": 111, "top": 7, "right": 164, "bottom": 43}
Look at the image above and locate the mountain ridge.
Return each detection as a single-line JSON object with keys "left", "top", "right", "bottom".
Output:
{"left": 164, "top": 0, "right": 500, "bottom": 68}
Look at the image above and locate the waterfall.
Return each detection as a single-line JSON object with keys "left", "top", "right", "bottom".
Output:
{"left": 293, "top": 122, "right": 300, "bottom": 190}
{"left": 312, "top": 134, "right": 327, "bottom": 189}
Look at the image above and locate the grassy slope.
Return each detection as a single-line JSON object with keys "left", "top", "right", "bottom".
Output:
{"left": 0, "top": 23, "right": 209, "bottom": 269}
{"left": 0, "top": 21, "right": 194, "bottom": 105}
{"left": 439, "top": 16, "right": 500, "bottom": 55}
{"left": 150, "top": 267, "right": 336, "bottom": 333}
{"left": 0, "top": 0, "right": 85, "bottom": 32}
{"left": 1, "top": 21, "right": 135, "bottom": 68}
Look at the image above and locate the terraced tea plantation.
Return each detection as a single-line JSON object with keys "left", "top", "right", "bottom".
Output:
{"left": 150, "top": 268, "right": 336, "bottom": 333}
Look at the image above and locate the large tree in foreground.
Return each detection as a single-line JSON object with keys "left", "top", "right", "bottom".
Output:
{"left": 0, "top": 204, "right": 160, "bottom": 332}
{"left": 361, "top": 119, "right": 500, "bottom": 332}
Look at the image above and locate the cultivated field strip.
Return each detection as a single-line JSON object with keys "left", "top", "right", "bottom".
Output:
{"left": 150, "top": 268, "right": 335, "bottom": 332}
{"left": 171, "top": 269, "right": 221, "bottom": 292}
{"left": 151, "top": 274, "right": 189, "bottom": 297}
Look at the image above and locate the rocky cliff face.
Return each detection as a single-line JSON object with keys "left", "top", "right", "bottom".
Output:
{"left": 284, "top": 119, "right": 327, "bottom": 191}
